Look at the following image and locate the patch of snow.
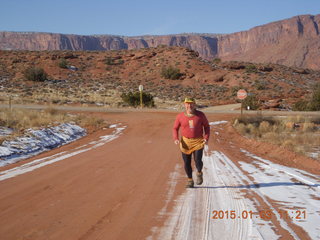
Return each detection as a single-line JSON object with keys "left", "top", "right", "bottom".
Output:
{"left": 239, "top": 149, "right": 320, "bottom": 240}
{"left": 0, "top": 127, "right": 13, "bottom": 137}
{"left": 209, "top": 121, "right": 228, "bottom": 126}
{"left": 0, "top": 125, "right": 126, "bottom": 181}
{"left": 151, "top": 148, "right": 319, "bottom": 239}
{"left": 0, "top": 123, "right": 86, "bottom": 167}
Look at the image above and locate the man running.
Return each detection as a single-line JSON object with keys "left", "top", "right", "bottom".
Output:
{"left": 173, "top": 97, "right": 210, "bottom": 188}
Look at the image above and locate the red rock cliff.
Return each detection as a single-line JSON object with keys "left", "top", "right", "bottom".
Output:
{"left": 0, "top": 14, "right": 319, "bottom": 69}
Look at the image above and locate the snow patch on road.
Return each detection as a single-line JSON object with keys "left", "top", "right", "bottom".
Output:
{"left": 240, "top": 149, "right": 320, "bottom": 240}
{"left": 0, "top": 124, "right": 126, "bottom": 181}
{"left": 151, "top": 148, "right": 319, "bottom": 239}
{"left": 0, "top": 123, "right": 86, "bottom": 167}
{"left": 151, "top": 151, "right": 277, "bottom": 240}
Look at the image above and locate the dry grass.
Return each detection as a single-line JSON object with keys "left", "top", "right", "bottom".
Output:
{"left": 0, "top": 89, "right": 122, "bottom": 106}
{"left": 233, "top": 114, "right": 320, "bottom": 160}
{"left": 0, "top": 108, "right": 108, "bottom": 141}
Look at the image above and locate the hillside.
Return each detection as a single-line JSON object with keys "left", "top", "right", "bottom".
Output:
{"left": 0, "top": 46, "right": 319, "bottom": 108}
{"left": 0, "top": 14, "right": 319, "bottom": 70}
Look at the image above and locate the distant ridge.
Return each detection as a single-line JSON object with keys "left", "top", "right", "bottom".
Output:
{"left": 1, "top": 14, "right": 320, "bottom": 69}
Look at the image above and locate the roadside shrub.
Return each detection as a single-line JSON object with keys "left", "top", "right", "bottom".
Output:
{"left": 310, "top": 83, "right": 320, "bottom": 111}
{"left": 120, "top": 91, "right": 155, "bottom": 107}
{"left": 242, "top": 95, "right": 260, "bottom": 110}
{"left": 58, "top": 58, "right": 68, "bottom": 69}
{"left": 245, "top": 64, "right": 257, "bottom": 73}
{"left": 293, "top": 83, "right": 320, "bottom": 111}
{"left": 292, "top": 100, "right": 310, "bottom": 111}
{"left": 23, "top": 67, "right": 48, "bottom": 82}
{"left": 161, "top": 66, "right": 183, "bottom": 80}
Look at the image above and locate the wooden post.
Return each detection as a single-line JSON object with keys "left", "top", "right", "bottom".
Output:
{"left": 139, "top": 85, "right": 143, "bottom": 109}
{"left": 9, "top": 95, "right": 12, "bottom": 112}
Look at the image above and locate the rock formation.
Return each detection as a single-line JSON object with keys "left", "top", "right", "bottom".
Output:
{"left": 0, "top": 14, "right": 319, "bottom": 69}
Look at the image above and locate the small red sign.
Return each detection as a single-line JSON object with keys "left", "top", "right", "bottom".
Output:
{"left": 237, "top": 89, "right": 247, "bottom": 100}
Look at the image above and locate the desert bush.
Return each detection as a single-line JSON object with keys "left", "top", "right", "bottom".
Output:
{"left": 105, "top": 57, "right": 115, "bottom": 65}
{"left": 254, "top": 80, "right": 267, "bottom": 90}
{"left": 120, "top": 91, "right": 155, "bottom": 107}
{"left": 293, "top": 100, "right": 310, "bottom": 111}
{"left": 212, "top": 58, "right": 221, "bottom": 64}
{"left": 23, "top": 67, "right": 48, "bottom": 82}
{"left": 310, "top": 83, "right": 320, "bottom": 111}
{"left": 245, "top": 64, "right": 257, "bottom": 73}
{"left": 242, "top": 95, "right": 260, "bottom": 110}
{"left": 293, "top": 83, "right": 320, "bottom": 111}
{"left": 161, "top": 66, "right": 183, "bottom": 80}
{"left": 58, "top": 58, "right": 68, "bottom": 69}
{"left": 231, "top": 86, "right": 240, "bottom": 96}
{"left": 105, "top": 57, "right": 124, "bottom": 65}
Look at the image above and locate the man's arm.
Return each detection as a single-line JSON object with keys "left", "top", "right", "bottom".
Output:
{"left": 202, "top": 113, "right": 210, "bottom": 142}
{"left": 172, "top": 115, "right": 181, "bottom": 144}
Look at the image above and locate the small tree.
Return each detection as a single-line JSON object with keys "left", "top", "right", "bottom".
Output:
{"left": 242, "top": 95, "right": 260, "bottom": 110}
{"left": 105, "top": 57, "right": 115, "bottom": 65}
{"left": 310, "top": 83, "right": 320, "bottom": 111}
{"left": 212, "top": 58, "right": 221, "bottom": 64}
{"left": 245, "top": 64, "right": 257, "bottom": 73}
{"left": 293, "top": 100, "right": 310, "bottom": 111}
{"left": 58, "top": 58, "right": 68, "bottom": 69}
{"left": 293, "top": 84, "right": 320, "bottom": 111}
{"left": 161, "top": 66, "right": 183, "bottom": 80}
{"left": 121, "top": 91, "right": 155, "bottom": 107}
{"left": 23, "top": 67, "right": 48, "bottom": 82}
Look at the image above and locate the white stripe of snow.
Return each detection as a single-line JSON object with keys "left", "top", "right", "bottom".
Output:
{"left": 239, "top": 149, "right": 320, "bottom": 240}
{"left": 151, "top": 151, "right": 284, "bottom": 240}
{"left": 209, "top": 121, "right": 228, "bottom": 126}
{"left": 0, "top": 126, "right": 126, "bottom": 181}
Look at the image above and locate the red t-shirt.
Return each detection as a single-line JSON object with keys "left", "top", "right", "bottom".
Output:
{"left": 172, "top": 110, "right": 210, "bottom": 141}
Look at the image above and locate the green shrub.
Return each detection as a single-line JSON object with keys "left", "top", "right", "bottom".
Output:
{"left": 230, "top": 86, "right": 244, "bottom": 97}
{"left": 105, "top": 57, "right": 115, "bottom": 65}
{"left": 254, "top": 80, "right": 267, "bottom": 90}
{"left": 310, "top": 83, "right": 320, "bottom": 111}
{"left": 58, "top": 58, "right": 68, "bottom": 68}
{"left": 242, "top": 94, "right": 260, "bottom": 110}
{"left": 293, "top": 100, "right": 310, "bottom": 111}
{"left": 23, "top": 67, "right": 48, "bottom": 82}
{"left": 245, "top": 64, "right": 257, "bottom": 73}
{"left": 212, "top": 58, "right": 221, "bottom": 64}
{"left": 161, "top": 66, "right": 183, "bottom": 80}
{"left": 293, "top": 84, "right": 320, "bottom": 111}
{"left": 105, "top": 57, "right": 124, "bottom": 65}
{"left": 120, "top": 91, "right": 155, "bottom": 107}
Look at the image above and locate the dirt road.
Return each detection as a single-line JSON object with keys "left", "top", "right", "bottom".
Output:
{"left": 0, "top": 111, "right": 319, "bottom": 240}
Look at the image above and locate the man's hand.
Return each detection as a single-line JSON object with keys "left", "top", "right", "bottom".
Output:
{"left": 174, "top": 139, "right": 180, "bottom": 145}
{"left": 203, "top": 139, "right": 208, "bottom": 145}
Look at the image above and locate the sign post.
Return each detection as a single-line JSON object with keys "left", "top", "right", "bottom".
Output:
{"left": 237, "top": 89, "right": 247, "bottom": 117}
{"left": 139, "top": 85, "right": 143, "bottom": 109}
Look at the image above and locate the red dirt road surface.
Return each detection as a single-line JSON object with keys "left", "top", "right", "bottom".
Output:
{"left": 0, "top": 111, "right": 319, "bottom": 240}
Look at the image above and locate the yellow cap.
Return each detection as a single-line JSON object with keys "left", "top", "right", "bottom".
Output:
{"left": 184, "top": 97, "right": 195, "bottom": 103}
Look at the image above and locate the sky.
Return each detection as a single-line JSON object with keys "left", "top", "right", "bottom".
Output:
{"left": 0, "top": 0, "right": 319, "bottom": 36}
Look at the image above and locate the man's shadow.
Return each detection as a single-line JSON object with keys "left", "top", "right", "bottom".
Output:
{"left": 194, "top": 182, "right": 320, "bottom": 189}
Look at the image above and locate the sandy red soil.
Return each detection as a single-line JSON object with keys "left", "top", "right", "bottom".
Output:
{"left": 0, "top": 111, "right": 318, "bottom": 240}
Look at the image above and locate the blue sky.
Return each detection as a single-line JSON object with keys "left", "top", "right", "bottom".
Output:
{"left": 0, "top": 0, "right": 319, "bottom": 36}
